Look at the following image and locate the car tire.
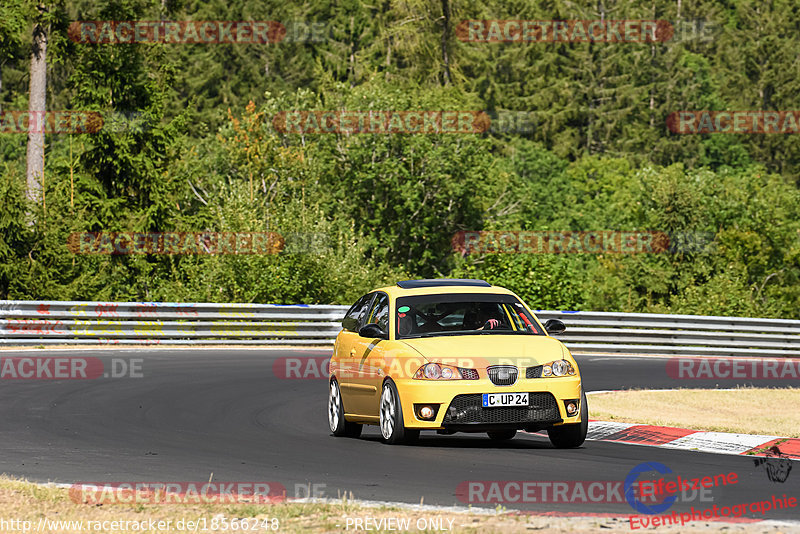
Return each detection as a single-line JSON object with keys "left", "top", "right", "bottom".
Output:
{"left": 487, "top": 429, "right": 517, "bottom": 441}
{"left": 379, "top": 380, "right": 418, "bottom": 444}
{"left": 547, "top": 391, "right": 588, "bottom": 448}
{"left": 329, "top": 380, "right": 362, "bottom": 438}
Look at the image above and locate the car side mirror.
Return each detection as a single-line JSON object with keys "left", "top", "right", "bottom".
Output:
{"left": 359, "top": 323, "right": 387, "bottom": 339}
{"left": 544, "top": 319, "right": 566, "bottom": 335}
{"left": 341, "top": 317, "right": 359, "bottom": 332}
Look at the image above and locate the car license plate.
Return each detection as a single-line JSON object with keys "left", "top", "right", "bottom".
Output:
{"left": 482, "top": 392, "right": 529, "bottom": 407}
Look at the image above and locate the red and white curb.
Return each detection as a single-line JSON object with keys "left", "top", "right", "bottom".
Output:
{"left": 584, "top": 420, "right": 800, "bottom": 459}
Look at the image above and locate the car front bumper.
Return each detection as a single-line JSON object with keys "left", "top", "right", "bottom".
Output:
{"left": 395, "top": 374, "right": 583, "bottom": 430}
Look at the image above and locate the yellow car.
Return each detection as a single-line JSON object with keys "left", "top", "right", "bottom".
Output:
{"left": 328, "top": 279, "right": 587, "bottom": 447}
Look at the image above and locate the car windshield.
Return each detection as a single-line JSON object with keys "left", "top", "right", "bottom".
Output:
{"left": 395, "top": 293, "right": 544, "bottom": 339}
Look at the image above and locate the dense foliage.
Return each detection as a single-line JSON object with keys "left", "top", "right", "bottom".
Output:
{"left": 1, "top": 0, "right": 798, "bottom": 317}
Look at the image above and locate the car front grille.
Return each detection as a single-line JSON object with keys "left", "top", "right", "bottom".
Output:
{"left": 442, "top": 392, "right": 559, "bottom": 424}
{"left": 487, "top": 365, "right": 518, "bottom": 386}
{"left": 526, "top": 365, "right": 543, "bottom": 378}
{"left": 459, "top": 368, "right": 479, "bottom": 380}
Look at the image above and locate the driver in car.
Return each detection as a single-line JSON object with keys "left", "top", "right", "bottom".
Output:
{"left": 471, "top": 303, "right": 504, "bottom": 330}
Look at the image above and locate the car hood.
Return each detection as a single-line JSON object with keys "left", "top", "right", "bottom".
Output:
{"left": 399, "top": 334, "right": 565, "bottom": 369}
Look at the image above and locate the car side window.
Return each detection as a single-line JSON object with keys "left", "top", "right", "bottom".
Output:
{"left": 367, "top": 293, "right": 389, "bottom": 333}
{"left": 342, "top": 293, "right": 374, "bottom": 332}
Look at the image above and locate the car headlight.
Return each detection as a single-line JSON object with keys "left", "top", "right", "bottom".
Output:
{"left": 541, "top": 359, "right": 575, "bottom": 377}
{"left": 414, "top": 363, "right": 466, "bottom": 380}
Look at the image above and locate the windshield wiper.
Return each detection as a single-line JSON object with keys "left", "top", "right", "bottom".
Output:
{"left": 403, "top": 330, "right": 535, "bottom": 338}
{"left": 474, "top": 330, "right": 526, "bottom": 334}
{"left": 402, "top": 331, "right": 470, "bottom": 338}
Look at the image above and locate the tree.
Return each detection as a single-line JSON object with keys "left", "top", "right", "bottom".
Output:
{"left": 0, "top": 3, "right": 29, "bottom": 113}
{"left": 25, "top": 3, "right": 48, "bottom": 205}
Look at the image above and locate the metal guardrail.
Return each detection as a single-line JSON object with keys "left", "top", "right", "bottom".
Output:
{"left": 1, "top": 300, "right": 799, "bottom": 357}
{"left": 0, "top": 300, "right": 348, "bottom": 345}
{"left": 534, "top": 311, "right": 800, "bottom": 357}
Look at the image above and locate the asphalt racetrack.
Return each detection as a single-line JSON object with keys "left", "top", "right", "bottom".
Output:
{"left": 0, "top": 349, "right": 797, "bottom": 518}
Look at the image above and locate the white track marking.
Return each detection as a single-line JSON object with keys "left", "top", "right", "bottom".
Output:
{"left": 664, "top": 432, "right": 782, "bottom": 455}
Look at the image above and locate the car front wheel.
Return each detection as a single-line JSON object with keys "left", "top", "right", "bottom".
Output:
{"left": 329, "top": 380, "right": 362, "bottom": 438}
{"left": 379, "top": 380, "right": 419, "bottom": 444}
{"left": 547, "top": 391, "right": 588, "bottom": 448}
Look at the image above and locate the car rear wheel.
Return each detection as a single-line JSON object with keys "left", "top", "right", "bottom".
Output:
{"left": 379, "top": 380, "right": 419, "bottom": 444}
{"left": 547, "top": 391, "right": 588, "bottom": 448}
{"left": 329, "top": 380, "right": 362, "bottom": 438}
{"left": 487, "top": 429, "right": 516, "bottom": 441}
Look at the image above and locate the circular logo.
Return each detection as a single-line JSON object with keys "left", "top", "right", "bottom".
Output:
{"left": 624, "top": 462, "right": 676, "bottom": 515}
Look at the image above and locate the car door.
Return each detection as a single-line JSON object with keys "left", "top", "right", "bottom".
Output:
{"left": 336, "top": 293, "right": 375, "bottom": 414}
{"left": 349, "top": 292, "right": 390, "bottom": 417}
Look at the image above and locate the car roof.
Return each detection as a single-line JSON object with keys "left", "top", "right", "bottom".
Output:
{"left": 372, "top": 279, "right": 517, "bottom": 299}
{"left": 396, "top": 278, "right": 491, "bottom": 289}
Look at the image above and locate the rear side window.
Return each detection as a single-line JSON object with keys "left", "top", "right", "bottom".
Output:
{"left": 342, "top": 293, "right": 375, "bottom": 331}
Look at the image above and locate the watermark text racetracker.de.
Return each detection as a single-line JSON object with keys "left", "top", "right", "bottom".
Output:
{"left": 0, "top": 357, "right": 142, "bottom": 379}
{"left": 0, "top": 110, "right": 148, "bottom": 135}
{"left": 456, "top": 19, "right": 718, "bottom": 44}
{"left": 68, "top": 20, "right": 329, "bottom": 44}
{"left": 667, "top": 111, "right": 800, "bottom": 134}
{"left": 458, "top": 479, "right": 715, "bottom": 505}
{"left": 452, "top": 231, "right": 714, "bottom": 255}
{"left": 67, "top": 232, "right": 331, "bottom": 255}
{"left": 272, "top": 110, "right": 490, "bottom": 135}
{"left": 667, "top": 358, "right": 800, "bottom": 379}
{"left": 275, "top": 356, "right": 486, "bottom": 380}
{"left": 69, "top": 481, "right": 286, "bottom": 504}
{"left": 69, "top": 20, "right": 285, "bottom": 44}
{"left": 276, "top": 356, "right": 544, "bottom": 380}
{"left": 68, "top": 232, "right": 284, "bottom": 255}
{"left": 272, "top": 110, "right": 546, "bottom": 135}
{"left": 457, "top": 19, "right": 672, "bottom": 43}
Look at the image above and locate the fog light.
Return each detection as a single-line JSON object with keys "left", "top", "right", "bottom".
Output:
{"left": 566, "top": 402, "right": 578, "bottom": 416}
{"left": 419, "top": 406, "right": 435, "bottom": 420}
